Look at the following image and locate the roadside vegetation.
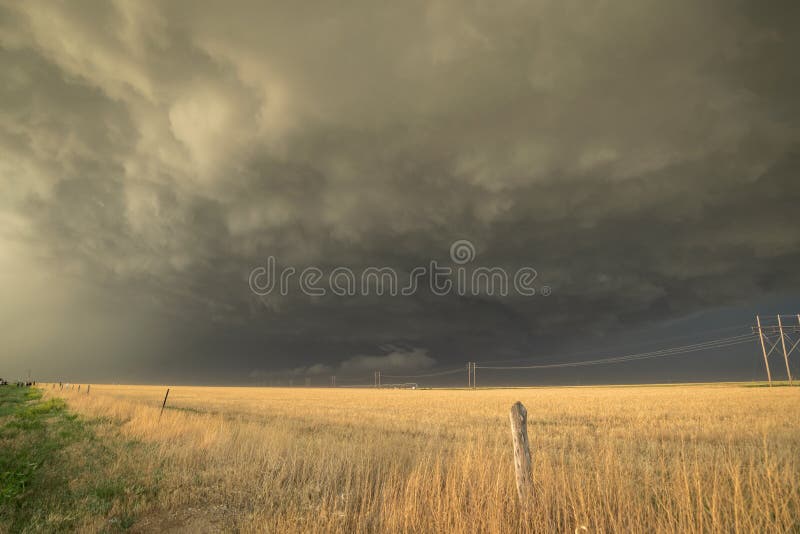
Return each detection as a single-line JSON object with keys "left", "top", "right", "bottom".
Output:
{"left": 0, "top": 386, "right": 154, "bottom": 533}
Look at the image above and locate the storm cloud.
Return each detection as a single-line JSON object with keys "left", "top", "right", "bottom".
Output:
{"left": 1, "top": 1, "right": 798, "bottom": 384}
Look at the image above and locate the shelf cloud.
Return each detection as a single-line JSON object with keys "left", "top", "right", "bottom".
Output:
{"left": 1, "top": 1, "right": 798, "bottom": 383}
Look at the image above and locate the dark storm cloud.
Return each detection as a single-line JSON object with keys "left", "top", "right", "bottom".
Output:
{"left": 1, "top": 1, "right": 798, "bottom": 382}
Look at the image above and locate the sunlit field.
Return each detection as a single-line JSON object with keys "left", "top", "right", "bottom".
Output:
{"left": 39, "top": 384, "right": 800, "bottom": 532}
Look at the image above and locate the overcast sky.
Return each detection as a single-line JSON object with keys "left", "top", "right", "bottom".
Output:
{"left": 1, "top": 1, "right": 798, "bottom": 385}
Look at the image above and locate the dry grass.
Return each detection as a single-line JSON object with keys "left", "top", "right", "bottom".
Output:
{"left": 43, "top": 384, "right": 800, "bottom": 533}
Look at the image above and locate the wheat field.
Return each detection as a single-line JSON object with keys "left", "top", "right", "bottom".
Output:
{"left": 43, "top": 383, "right": 799, "bottom": 533}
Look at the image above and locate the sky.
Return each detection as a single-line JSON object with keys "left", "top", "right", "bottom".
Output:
{"left": 1, "top": 1, "right": 799, "bottom": 386}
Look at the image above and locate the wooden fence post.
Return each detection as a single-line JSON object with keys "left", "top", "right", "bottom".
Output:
{"left": 509, "top": 401, "right": 533, "bottom": 504}
{"left": 87, "top": 384, "right": 90, "bottom": 395}
{"left": 159, "top": 388, "right": 170, "bottom": 419}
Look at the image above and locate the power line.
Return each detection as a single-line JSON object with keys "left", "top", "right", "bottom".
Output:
{"left": 381, "top": 367, "right": 465, "bottom": 379}
{"left": 478, "top": 323, "right": 752, "bottom": 365}
{"left": 289, "top": 318, "right": 794, "bottom": 388}
{"left": 476, "top": 333, "right": 756, "bottom": 371}
{"left": 478, "top": 334, "right": 755, "bottom": 370}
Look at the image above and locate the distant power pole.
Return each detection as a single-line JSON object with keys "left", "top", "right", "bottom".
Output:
{"left": 777, "top": 315, "right": 793, "bottom": 386}
{"left": 756, "top": 315, "right": 773, "bottom": 387}
{"left": 467, "top": 363, "right": 471, "bottom": 388}
{"left": 330, "top": 375, "right": 336, "bottom": 387}
{"left": 374, "top": 371, "right": 381, "bottom": 388}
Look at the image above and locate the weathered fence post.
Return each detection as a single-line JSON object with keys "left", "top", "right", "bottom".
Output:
{"left": 87, "top": 384, "right": 90, "bottom": 395}
{"left": 159, "top": 388, "right": 170, "bottom": 419}
{"left": 509, "top": 401, "right": 533, "bottom": 504}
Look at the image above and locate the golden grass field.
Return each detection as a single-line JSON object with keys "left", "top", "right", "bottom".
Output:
{"left": 41, "top": 383, "right": 800, "bottom": 533}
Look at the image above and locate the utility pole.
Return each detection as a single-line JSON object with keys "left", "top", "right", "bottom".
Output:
{"left": 330, "top": 375, "right": 336, "bottom": 387}
{"left": 472, "top": 362, "right": 477, "bottom": 389}
{"left": 757, "top": 315, "right": 772, "bottom": 387}
{"left": 467, "top": 362, "right": 471, "bottom": 388}
{"left": 778, "top": 315, "right": 793, "bottom": 386}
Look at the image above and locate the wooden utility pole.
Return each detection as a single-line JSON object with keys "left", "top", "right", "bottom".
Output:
{"left": 159, "top": 388, "right": 170, "bottom": 419}
{"left": 472, "top": 363, "right": 477, "bottom": 389}
{"left": 757, "top": 315, "right": 772, "bottom": 387}
{"left": 509, "top": 402, "right": 533, "bottom": 504}
{"left": 467, "top": 362, "right": 471, "bottom": 388}
{"left": 778, "top": 315, "right": 793, "bottom": 386}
